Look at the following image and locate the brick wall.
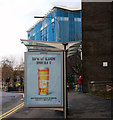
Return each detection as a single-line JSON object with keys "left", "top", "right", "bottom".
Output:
{"left": 82, "top": 2, "right": 113, "bottom": 92}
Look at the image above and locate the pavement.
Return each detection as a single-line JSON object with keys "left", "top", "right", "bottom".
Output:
{"left": 3, "top": 90, "right": 112, "bottom": 119}
{"left": 68, "top": 91, "right": 112, "bottom": 119}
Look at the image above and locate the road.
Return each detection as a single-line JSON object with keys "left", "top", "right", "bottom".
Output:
{"left": 1, "top": 90, "right": 24, "bottom": 115}
{"left": 1, "top": 91, "right": 112, "bottom": 119}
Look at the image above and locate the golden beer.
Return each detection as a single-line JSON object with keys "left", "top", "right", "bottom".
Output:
{"left": 38, "top": 67, "right": 49, "bottom": 95}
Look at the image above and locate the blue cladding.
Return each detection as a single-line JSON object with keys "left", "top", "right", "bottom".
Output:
{"left": 27, "top": 7, "right": 82, "bottom": 43}
{"left": 35, "top": 22, "right": 41, "bottom": 40}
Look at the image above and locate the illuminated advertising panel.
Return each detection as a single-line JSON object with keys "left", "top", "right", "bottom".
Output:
{"left": 25, "top": 52, "right": 63, "bottom": 107}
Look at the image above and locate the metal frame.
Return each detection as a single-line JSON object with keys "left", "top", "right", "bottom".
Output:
{"left": 63, "top": 43, "right": 67, "bottom": 119}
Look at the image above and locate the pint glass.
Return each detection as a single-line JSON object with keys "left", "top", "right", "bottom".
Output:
{"left": 38, "top": 67, "right": 49, "bottom": 95}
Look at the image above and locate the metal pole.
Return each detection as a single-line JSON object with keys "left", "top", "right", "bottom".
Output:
{"left": 54, "top": 17, "right": 61, "bottom": 41}
{"left": 63, "top": 43, "right": 68, "bottom": 119}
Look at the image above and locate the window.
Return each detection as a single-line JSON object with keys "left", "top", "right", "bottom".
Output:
{"left": 74, "top": 18, "right": 81, "bottom": 22}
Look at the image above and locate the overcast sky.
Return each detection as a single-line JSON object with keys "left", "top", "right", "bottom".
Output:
{"left": 0, "top": 0, "right": 81, "bottom": 64}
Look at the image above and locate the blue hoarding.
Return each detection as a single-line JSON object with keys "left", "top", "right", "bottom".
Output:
{"left": 25, "top": 52, "right": 63, "bottom": 107}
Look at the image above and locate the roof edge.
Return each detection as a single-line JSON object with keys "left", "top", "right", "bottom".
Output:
{"left": 53, "top": 5, "right": 81, "bottom": 11}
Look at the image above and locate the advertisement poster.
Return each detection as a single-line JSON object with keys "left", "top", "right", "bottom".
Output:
{"left": 25, "top": 52, "right": 63, "bottom": 107}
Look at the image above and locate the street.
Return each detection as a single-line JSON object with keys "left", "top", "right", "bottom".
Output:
{"left": 1, "top": 91, "right": 112, "bottom": 119}
{"left": 1, "top": 91, "right": 23, "bottom": 115}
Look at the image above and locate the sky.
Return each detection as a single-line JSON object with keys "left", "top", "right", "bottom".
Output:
{"left": 0, "top": 0, "right": 81, "bottom": 65}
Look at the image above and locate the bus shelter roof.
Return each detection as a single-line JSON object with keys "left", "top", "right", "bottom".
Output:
{"left": 20, "top": 39, "right": 82, "bottom": 57}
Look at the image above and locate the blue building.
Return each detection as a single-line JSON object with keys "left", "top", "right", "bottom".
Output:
{"left": 27, "top": 6, "right": 82, "bottom": 43}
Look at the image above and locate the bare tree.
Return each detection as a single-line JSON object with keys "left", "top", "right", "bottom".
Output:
{"left": 67, "top": 50, "right": 82, "bottom": 76}
{"left": 1, "top": 57, "right": 14, "bottom": 85}
{"left": 1, "top": 56, "right": 24, "bottom": 91}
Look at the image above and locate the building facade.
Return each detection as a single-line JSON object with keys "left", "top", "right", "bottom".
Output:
{"left": 27, "top": 6, "right": 82, "bottom": 43}
{"left": 82, "top": 2, "right": 113, "bottom": 93}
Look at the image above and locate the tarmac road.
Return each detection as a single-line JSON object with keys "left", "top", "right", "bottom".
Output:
{"left": 2, "top": 91, "right": 112, "bottom": 119}
{"left": 1, "top": 91, "right": 24, "bottom": 114}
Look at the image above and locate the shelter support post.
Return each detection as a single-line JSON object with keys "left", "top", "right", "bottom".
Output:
{"left": 63, "top": 43, "right": 68, "bottom": 119}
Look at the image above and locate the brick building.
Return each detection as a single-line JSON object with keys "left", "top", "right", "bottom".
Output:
{"left": 82, "top": 2, "right": 113, "bottom": 92}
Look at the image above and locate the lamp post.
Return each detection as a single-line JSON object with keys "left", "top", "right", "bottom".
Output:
{"left": 34, "top": 16, "right": 61, "bottom": 41}
{"left": 34, "top": 16, "right": 67, "bottom": 119}
{"left": 33, "top": 16, "right": 67, "bottom": 119}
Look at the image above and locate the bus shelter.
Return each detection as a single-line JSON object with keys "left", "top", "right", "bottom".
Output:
{"left": 21, "top": 39, "right": 82, "bottom": 119}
